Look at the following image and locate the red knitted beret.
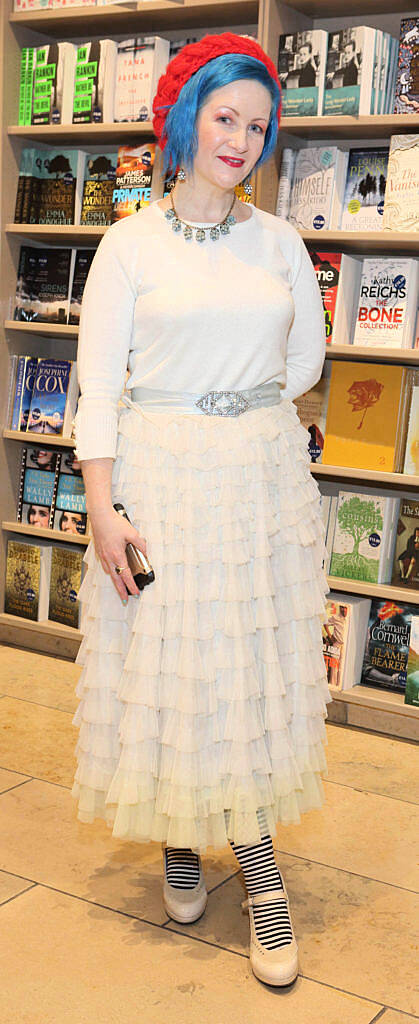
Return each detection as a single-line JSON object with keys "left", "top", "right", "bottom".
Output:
{"left": 152, "top": 32, "right": 282, "bottom": 149}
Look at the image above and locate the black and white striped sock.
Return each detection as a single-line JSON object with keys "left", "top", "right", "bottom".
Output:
{"left": 229, "top": 834, "right": 294, "bottom": 950}
{"left": 163, "top": 846, "right": 200, "bottom": 889}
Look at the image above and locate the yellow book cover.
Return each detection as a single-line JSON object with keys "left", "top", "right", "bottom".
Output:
{"left": 5, "top": 539, "right": 41, "bottom": 621}
{"left": 48, "top": 545, "right": 83, "bottom": 628}
{"left": 322, "top": 361, "right": 405, "bottom": 471}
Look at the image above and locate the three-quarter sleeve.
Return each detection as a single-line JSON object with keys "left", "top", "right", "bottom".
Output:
{"left": 281, "top": 232, "right": 326, "bottom": 402}
{"left": 73, "top": 226, "right": 136, "bottom": 461}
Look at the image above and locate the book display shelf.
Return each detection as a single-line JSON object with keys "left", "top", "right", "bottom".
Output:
{"left": 1, "top": 0, "right": 418, "bottom": 739}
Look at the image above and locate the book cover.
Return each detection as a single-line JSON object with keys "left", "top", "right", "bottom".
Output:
{"left": 111, "top": 143, "right": 156, "bottom": 222}
{"left": 17, "top": 445, "right": 60, "bottom": 528}
{"left": 80, "top": 152, "right": 117, "bottom": 225}
{"left": 403, "top": 386, "right": 419, "bottom": 475}
{"left": 27, "top": 359, "right": 74, "bottom": 435}
{"left": 48, "top": 545, "right": 83, "bottom": 628}
{"left": 72, "top": 40, "right": 117, "bottom": 124}
{"left": 4, "top": 539, "right": 49, "bottom": 621}
{"left": 322, "top": 597, "right": 350, "bottom": 688}
{"left": 275, "top": 148, "right": 296, "bottom": 219}
{"left": 391, "top": 498, "right": 419, "bottom": 588}
{"left": 353, "top": 257, "right": 419, "bottom": 348}
{"left": 383, "top": 134, "right": 419, "bottom": 232}
{"left": 340, "top": 147, "right": 388, "bottom": 231}
{"left": 18, "top": 356, "right": 39, "bottom": 431}
{"left": 329, "top": 490, "right": 397, "bottom": 583}
{"left": 114, "top": 36, "right": 170, "bottom": 123}
{"left": 31, "top": 42, "right": 76, "bottom": 125}
{"left": 277, "top": 29, "right": 328, "bottom": 116}
{"left": 405, "top": 615, "right": 419, "bottom": 705}
{"left": 288, "top": 146, "right": 348, "bottom": 231}
{"left": 309, "top": 250, "right": 341, "bottom": 342}
{"left": 14, "top": 246, "right": 72, "bottom": 324}
{"left": 294, "top": 363, "right": 331, "bottom": 462}
{"left": 322, "top": 360, "right": 406, "bottom": 471}
{"left": 28, "top": 148, "right": 83, "bottom": 225}
{"left": 52, "top": 451, "right": 87, "bottom": 535}
{"left": 393, "top": 18, "right": 419, "bottom": 115}
{"left": 10, "top": 356, "right": 27, "bottom": 429}
{"left": 323, "top": 26, "right": 376, "bottom": 116}
{"left": 68, "top": 249, "right": 94, "bottom": 324}
{"left": 360, "top": 598, "right": 415, "bottom": 693}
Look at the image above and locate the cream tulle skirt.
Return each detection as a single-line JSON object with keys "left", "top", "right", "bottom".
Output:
{"left": 71, "top": 397, "right": 333, "bottom": 853}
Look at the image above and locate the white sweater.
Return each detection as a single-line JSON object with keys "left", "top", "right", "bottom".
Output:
{"left": 74, "top": 199, "right": 326, "bottom": 461}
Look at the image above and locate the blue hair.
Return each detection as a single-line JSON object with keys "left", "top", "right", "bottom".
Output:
{"left": 159, "top": 52, "right": 280, "bottom": 181}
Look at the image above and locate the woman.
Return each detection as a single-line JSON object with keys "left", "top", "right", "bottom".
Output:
{"left": 72, "top": 33, "right": 332, "bottom": 988}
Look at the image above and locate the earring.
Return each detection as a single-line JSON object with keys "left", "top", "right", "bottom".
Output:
{"left": 177, "top": 167, "right": 186, "bottom": 182}
{"left": 244, "top": 180, "right": 253, "bottom": 196}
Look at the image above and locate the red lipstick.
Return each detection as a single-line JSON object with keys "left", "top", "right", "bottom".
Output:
{"left": 218, "top": 156, "right": 245, "bottom": 167}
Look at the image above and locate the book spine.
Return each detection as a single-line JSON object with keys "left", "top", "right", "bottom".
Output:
{"left": 24, "top": 47, "right": 34, "bottom": 126}
{"left": 10, "top": 355, "right": 26, "bottom": 430}
{"left": 275, "top": 148, "right": 296, "bottom": 219}
{"left": 16, "top": 446, "right": 28, "bottom": 523}
{"left": 18, "top": 49, "right": 28, "bottom": 127}
{"left": 49, "top": 450, "right": 62, "bottom": 529}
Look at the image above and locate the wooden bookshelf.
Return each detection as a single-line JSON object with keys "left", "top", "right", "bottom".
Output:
{"left": 1, "top": 0, "right": 417, "bottom": 739}
{"left": 326, "top": 575, "right": 419, "bottom": 606}
{"left": 2, "top": 521, "right": 90, "bottom": 546}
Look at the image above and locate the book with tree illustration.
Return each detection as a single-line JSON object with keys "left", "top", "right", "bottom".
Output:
{"left": 322, "top": 360, "right": 409, "bottom": 471}
{"left": 329, "top": 490, "right": 399, "bottom": 583}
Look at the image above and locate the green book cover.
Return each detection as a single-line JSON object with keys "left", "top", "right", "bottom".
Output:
{"left": 329, "top": 491, "right": 387, "bottom": 583}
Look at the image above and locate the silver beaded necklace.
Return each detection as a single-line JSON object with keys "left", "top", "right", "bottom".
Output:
{"left": 164, "top": 190, "right": 237, "bottom": 242}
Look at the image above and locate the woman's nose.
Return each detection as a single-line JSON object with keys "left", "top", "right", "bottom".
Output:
{"left": 230, "top": 128, "right": 248, "bottom": 152}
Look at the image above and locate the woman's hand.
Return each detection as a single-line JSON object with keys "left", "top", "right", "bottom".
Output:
{"left": 88, "top": 505, "right": 148, "bottom": 603}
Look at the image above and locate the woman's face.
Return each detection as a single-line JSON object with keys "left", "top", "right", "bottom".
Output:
{"left": 193, "top": 79, "right": 271, "bottom": 191}
{"left": 61, "top": 512, "right": 83, "bottom": 534}
{"left": 28, "top": 505, "right": 50, "bottom": 527}
{"left": 35, "top": 450, "right": 53, "bottom": 469}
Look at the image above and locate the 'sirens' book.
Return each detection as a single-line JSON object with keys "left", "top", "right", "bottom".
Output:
{"left": 48, "top": 545, "right": 83, "bottom": 629}
{"left": 322, "top": 360, "right": 408, "bottom": 471}
{"left": 391, "top": 498, "right": 419, "bottom": 589}
{"left": 360, "top": 599, "right": 416, "bottom": 693}
{"left": 14, "top": 246, "right": 72, "bottom": 324}
{"left": 309, "top": 250, "right": 361, "bottom": 345}
{"left": 339, "top": 147, "right": 389, "bottom": 231}
{"left": 16, "top": 445, "right": 60, "bottom": 529}
{"left": 328, "top": 490, "right": 399, "bottom": 584}
{"left": 353, "top": 257, "right": 419, "bottom": 349}
{"left": 393, "top": 18, "right": 419, "bottom": 115}
{"left": 277, "top": 30, "right": 328, "bottom": 117}
{"left": 26, "top": 358, "right": 78, "bottom": 437}
{"left": 72, "top": 40, "right": 117, "bottom": 124}
{"left": 80, "top": 152, "right": 117, "bottom": 226}
{"left": 114, "top": 36, "right": 170, "bottom": 123}
{"left": 383, "top": 134, "right": 419, "bottom": 232}
{"left": 288, "top": 146, "right": 348, "bottom": 231}
{"left": 111, "top": 143, "right": 156, "bottom": 221}
{"left": 5, "top": 538, "right": 51, "bottom": 621}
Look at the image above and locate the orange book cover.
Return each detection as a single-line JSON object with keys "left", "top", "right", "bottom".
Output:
{"left": 322, "top": 361, "right": 405, "bottom": 471}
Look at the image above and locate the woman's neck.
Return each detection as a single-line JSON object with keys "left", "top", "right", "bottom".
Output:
{"left": 170, "top": 181, "right": 237, "bottom": 224}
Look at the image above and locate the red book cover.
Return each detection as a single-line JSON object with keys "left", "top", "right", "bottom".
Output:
{"left": 310, "top": 250, "right": 342, "bottom": 343}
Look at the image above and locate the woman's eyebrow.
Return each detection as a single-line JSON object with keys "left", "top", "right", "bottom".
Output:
{"left": 216, "top": 105, "right": 268, "bottom": 121}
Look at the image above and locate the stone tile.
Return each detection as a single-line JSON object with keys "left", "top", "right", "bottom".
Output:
{"left": 273, "top": 778, "right": 418, "bottom": 890}
{"left": 324, "top": 723, "right": 419, "bottom": 803}
{"left": 0, "top": 778, "right": 238, "bottom": 927}
{"left": 0, "top": 643, "right": 79, "bottom": 713}
{"left": 0, "top": 767, "right": 31, "bottom": 793}
{"left": 0, "top": 869, "right": 34, "bottom": 905}
{"left": 0, "top": 696, "right": 75, "bottom": 786}
{"left": 0, "top": 885, "right": 380, "bottom": 1024}
{"left": 166, "top": 855, "right": 418, "bottom": 1016}
{"left": 380, "top": 1013, "right": 419, "bottom": 1024}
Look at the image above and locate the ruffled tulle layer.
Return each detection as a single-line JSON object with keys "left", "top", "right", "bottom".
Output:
{"left": 71, "top": 398, "right": 333, "bottom": 852}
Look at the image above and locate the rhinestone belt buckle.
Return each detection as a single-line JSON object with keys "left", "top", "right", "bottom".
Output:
{"left": 195, "top": 389, "right": 250, "bottom": 416}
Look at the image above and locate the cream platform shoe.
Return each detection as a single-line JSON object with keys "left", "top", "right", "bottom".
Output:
{"left": 241, "top": 885, "right": 299, "bottom": 986}
{"left": 162, "top": 843, "right": 208, "bottom": 924}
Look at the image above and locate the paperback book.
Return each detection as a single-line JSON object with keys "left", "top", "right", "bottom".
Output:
{"left": 339, "top": 147, "right": 389, "bottom": 231}
{"left": 288, "top": 146, "right": 348, "bottom": 231}
{"left": 68, "top": 249, "right": 95, "bottom": 324}
{"left": 52, "top": 452, "right": 88, "bottom": 536}
{"left": 48, "top": 545, "right": 84, "bottom": 628}
{"left": 405, "top": 616, "right": 419, "bottom": 706}
{"left": 360, "top": 598, "right": 416, "bottom": 693}
{"left": 329, "top": 490, "right": 399, "bottom": 584}
{"left": 323, "top": 26, "right": 376, "bottom": 116}
{"left": 383, "top": 134, "right": 419, "bottom": 232}
{"left": 114, "top": 36, "right": 170, "bottom": 122}
{"left": 4, "top": 538, "right": 51, "bottom": 621}
{"left": 26, "top": 358, "right": 78, "bottom": 437}
{"left": 322, "top": 593, "right": 371, "bottom": 690}
{"left": 309, "top": 250, "right": 362, "bottom": 345}
{"left": 275, "top": 148, "right": 297, "bottom": 219}
{"left": 17, "top": 147, "right": 86, "bottom": 225}
{"left": 9, "top": 355, "right": 38, "bottom": 431}
{"left": 111, "top": 143, "right": 156, "bottom": 221}
{"left": 294, "top": 363, "right": 331, "bottom": 462}
{"left": 393, "top": 18, "right": 419, "bottom": 115}
{"left": 16, "top": 445, "right": 60, "bottom": 529}
{"left": 277, "top": 30, "right": 328, "bottom": 116}
{"left": 31, "top": 42, "right": 76, "bottom": 125}
{"left": 402, "top": 385, "right": 419, "bottom": 475}
{"left": 14, "top": 246, "right": 73, "bottom": 324}
{"left": 72, "top": 40, "right": 117, "bottom": 123}
{"left": 322, "top": 360, "right": 409, "bottom": 472}
{"left": 353, "top": 257, "right": 419, "bottom": 349}
{"left": 80, "top": 152, "right": 117, "bottom": 225}
{"left": 391, "top": 498, "right": 419, "bottom": 589}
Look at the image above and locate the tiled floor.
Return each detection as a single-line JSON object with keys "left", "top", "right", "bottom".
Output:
{"left": 0, "top": 642, "right": 418, "bottom": 1024}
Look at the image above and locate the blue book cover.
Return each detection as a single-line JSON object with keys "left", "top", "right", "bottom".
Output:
{"left": 27, "top": 359, "right": 72, "bottom": 435}
{"left": 17, "top": 446, "right": 59, "bottom": 528}
{"left": 10, "top": 356, "right": 27, "bottom": 430}
{"left": 19, "top": 357, "right": 38, "bottom": 431}
{"left": 53, "top": 453, "right": 87, "bottom": 535}
{"left": 360, "top": 599, "right": 416, "bottom": 693}
{"left": 340, "top": 147, "right": 389, "bottom": 231}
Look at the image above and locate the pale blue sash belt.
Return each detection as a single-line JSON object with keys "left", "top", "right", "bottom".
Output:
{"left": 128, "top": 380, "right": 283, "bottom": 417}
